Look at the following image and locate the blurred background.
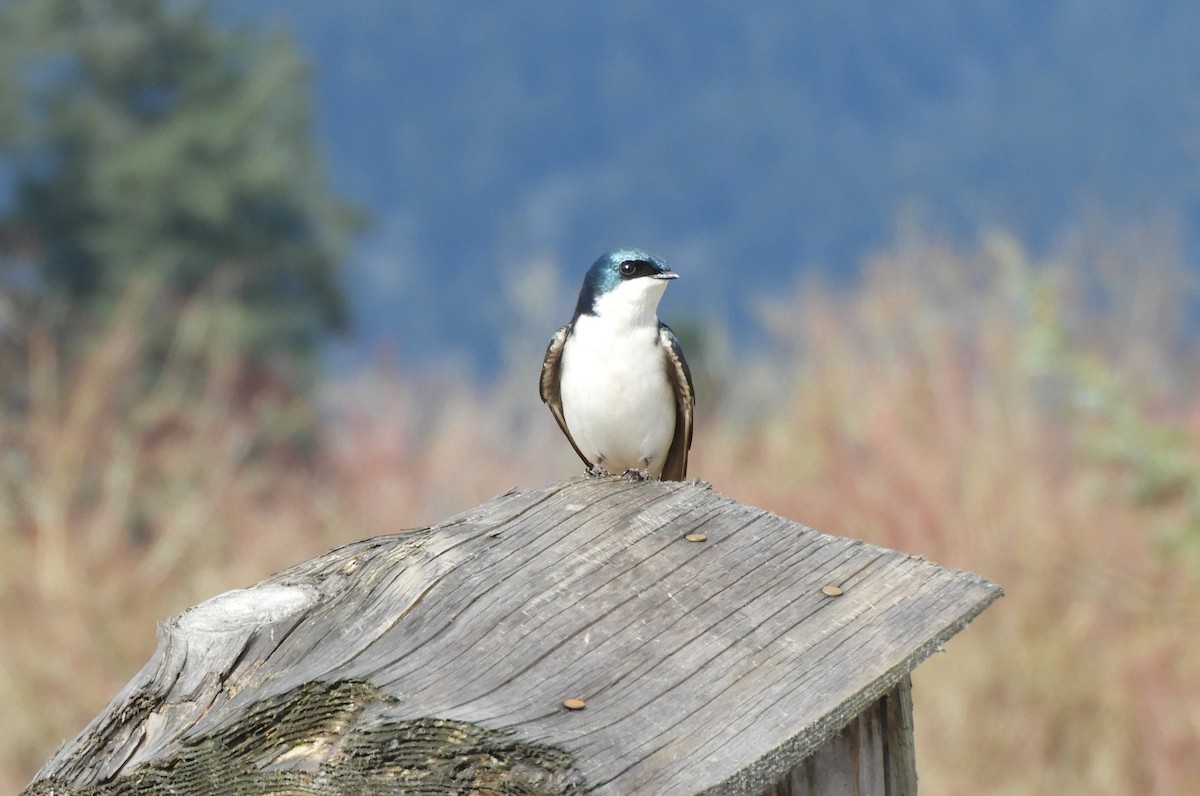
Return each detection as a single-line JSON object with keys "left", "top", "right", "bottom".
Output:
{"left": 2, "top": 1, "right": 1199, "bottom": 793}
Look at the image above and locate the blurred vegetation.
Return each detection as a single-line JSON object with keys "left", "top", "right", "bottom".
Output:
{"left": 0, "top": 0, "right": 359, "bottom": 385}
{"left": 997, "top": 232, "right": 1200, "bottom": 559}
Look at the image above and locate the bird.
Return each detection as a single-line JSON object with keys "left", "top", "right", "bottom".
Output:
{"left": 540, "top": 248, "right": 694, "bottom": 481}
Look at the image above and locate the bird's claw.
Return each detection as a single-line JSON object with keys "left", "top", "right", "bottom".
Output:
{"left": 621, "top": 467, "right": 652, "bottom": 481}
{"left": 586, "top": 462, "right": 611, "bottom": 478}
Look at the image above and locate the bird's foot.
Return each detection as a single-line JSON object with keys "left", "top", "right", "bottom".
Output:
{"left": 621, "top": 467, "right": 652, "bottom": 482}
{"left": 586, "top": 462, "right": 612, "bottom": 478}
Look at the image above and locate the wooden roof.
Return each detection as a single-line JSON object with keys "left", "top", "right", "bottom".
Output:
{"left": 29, "top": 477, "right": 1001, "bottom": 796}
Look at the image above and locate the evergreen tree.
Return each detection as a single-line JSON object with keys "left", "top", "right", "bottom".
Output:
{"left": 0, "top": 0, "right": 358, "bottom": 378}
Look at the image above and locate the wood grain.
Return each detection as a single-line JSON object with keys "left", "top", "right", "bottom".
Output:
{"left": 25, "top": 477, "right": 1000, "bottom": 795}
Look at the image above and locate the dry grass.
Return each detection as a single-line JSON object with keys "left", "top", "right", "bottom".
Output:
{"left": 2, "top": 231, "right": 1199, "bottom": 794}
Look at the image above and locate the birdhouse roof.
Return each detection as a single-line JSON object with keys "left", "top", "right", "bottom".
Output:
{"left": 31, "top": 478, "right": 1001, "bottom": 796}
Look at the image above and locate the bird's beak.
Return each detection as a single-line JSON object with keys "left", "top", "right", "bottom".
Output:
{"left": 655, "top": 272, "right": 679, "bottom": 280}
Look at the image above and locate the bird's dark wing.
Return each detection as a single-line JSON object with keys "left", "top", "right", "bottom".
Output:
{"left": 539, "top": 323, "right": 591, "bottom": 468}
{"left": 658, "top": 323, "right": 695, "bottom": 481}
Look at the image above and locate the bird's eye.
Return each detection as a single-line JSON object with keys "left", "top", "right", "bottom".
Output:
{"left": 619, "top": 261, "right": 637, "bottom": 276}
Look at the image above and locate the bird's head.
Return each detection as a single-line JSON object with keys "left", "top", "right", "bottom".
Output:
{"left": 572, "top": 248, "right": 678, "bottom": 324}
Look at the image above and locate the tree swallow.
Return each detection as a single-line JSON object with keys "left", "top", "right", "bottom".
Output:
{"left": 540, "top": 249, "right": 695, "bottom": 480}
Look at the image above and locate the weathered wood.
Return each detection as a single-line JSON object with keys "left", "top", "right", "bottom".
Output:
{"left": 25, "top": 477, "right": 1000, "bottom": 795}
{"left": 884, "top": 675, "right": 919, "bottom": 794}
{"left": 760, "top": 677, "right": 916, "bottom": 796}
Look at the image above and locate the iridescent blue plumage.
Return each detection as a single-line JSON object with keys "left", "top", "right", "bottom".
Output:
{"left": 572, "top": 248, "right": 674, "bottom": 319}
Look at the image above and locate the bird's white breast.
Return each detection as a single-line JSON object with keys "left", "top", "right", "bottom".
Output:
{"left": 559, "top": 312, "right": 676, "bottom": 477}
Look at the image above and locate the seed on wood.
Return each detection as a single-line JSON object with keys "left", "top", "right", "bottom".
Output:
{"left": 684, "top": 533, "right": 707, "bottom": 543}
{"left": 563, "top": 698, "right": 587, "bottom": 710}
{"left": 821, "top": 585, "right": 844, "bottom": 597}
